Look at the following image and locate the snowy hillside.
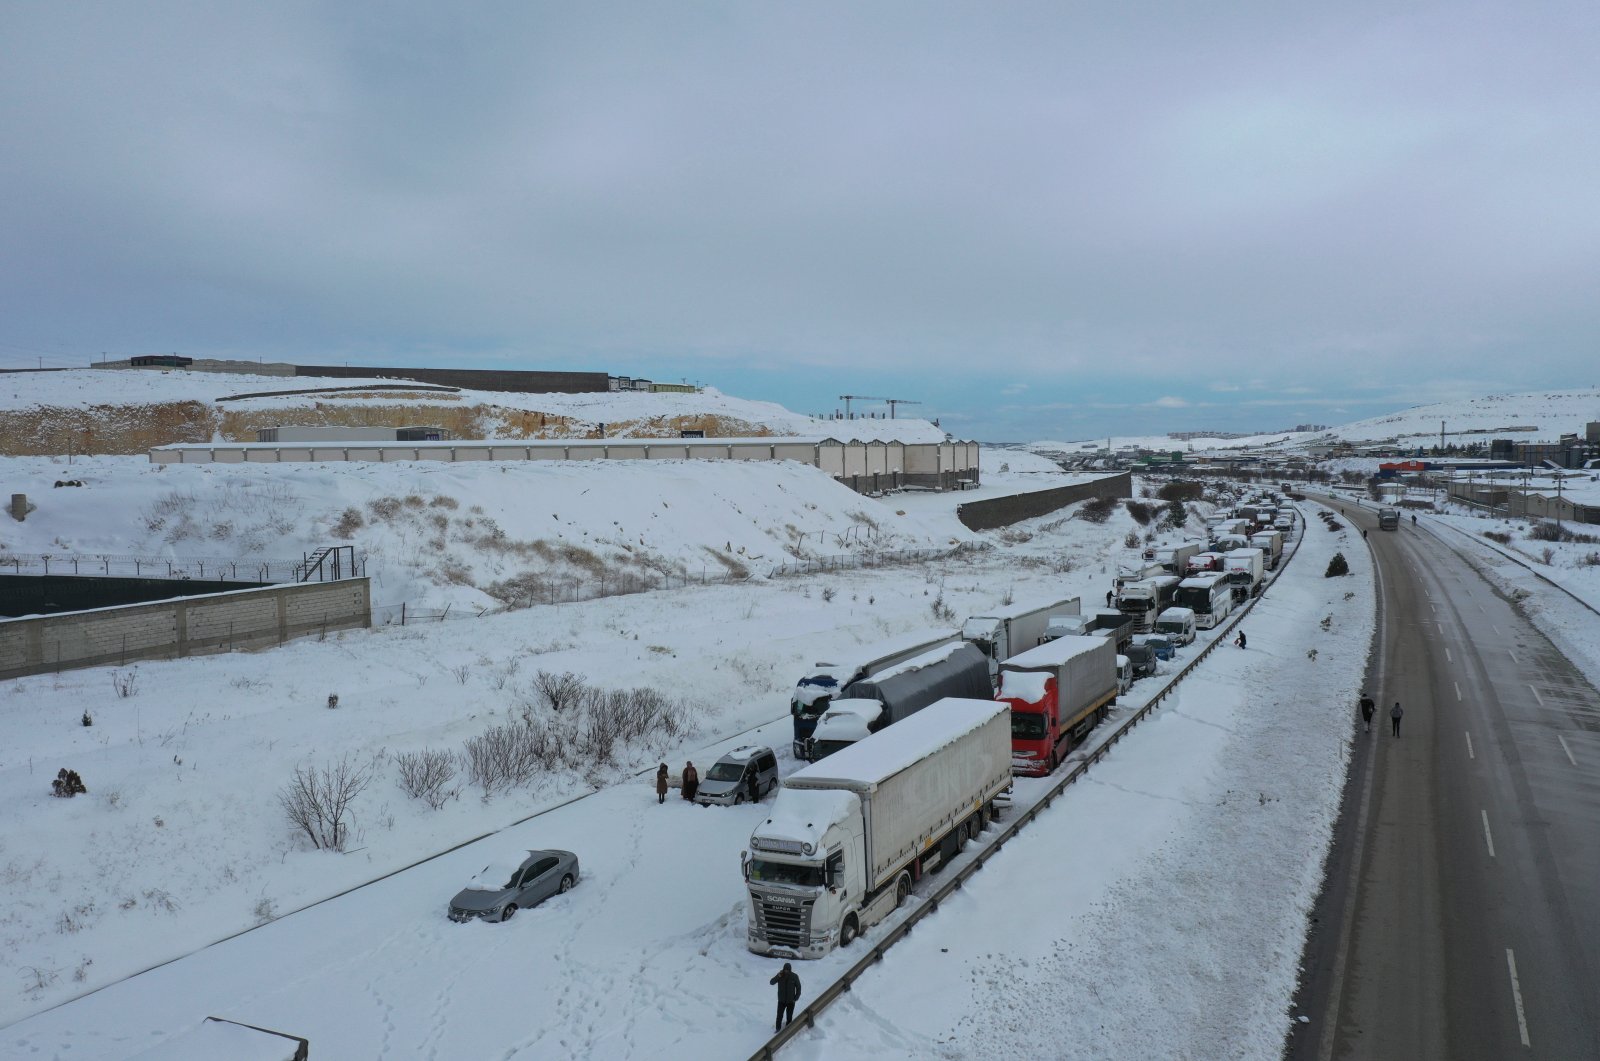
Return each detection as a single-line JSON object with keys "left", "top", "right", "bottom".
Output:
{"left": 1024, "top": 387, "right": 1600, "bottom": 456}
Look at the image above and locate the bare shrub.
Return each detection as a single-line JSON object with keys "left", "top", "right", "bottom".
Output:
{"left": 1581, "top": 551, "right": 1600, "bottom": 567}
{"left": 279, "top": 756, "right": 373, "bottom": 851}
{"left": 449, "top": 663, "right": 472, "bottom": 685}
{"left": 429, "top": 495, "right": 459, "bottom": 510}
{"left": 1156, "top": 480, "right": 1204, "bottom": 502}
{"left": 532, "top": 670, "right": 588, "bottom": 714}
{"left": 253, "top": 896, "right": 278, "bottom": 924}
{"left": 396, "top": 749, "right": 460, "bottom": 809}
{"left": 1529, "top": 521, "right": 1573, "bottom": 542}
{"left": 1123, "top": 531, "right": 1140, "bottom": 548}
{"left": 111, "top": 669, "right": 138, "bottom": 698}
{"left": 1483, "top": 530, "right": 1512, "bottom": 545}
{"left": 1540, "top": 546, "right": 1555, "bottom": 565}
{"left": 462, "top": 721, "right": 544, "bottom": 794}
{"left": 1124, "top": 500, "right": 1153, "bottom": 525}
{"left": 820, "top": 586, "right": 836, "bottom": 603}
{"left": 1076, "top": 497, "right": 1117, "bottom": 524}
{"left": 331, "top": 508, "right": 364, "bottom": 538}
{"left": 485, "top": 571, "right": 556, "bottom": 609}
{"left": 930, "top": 592, "right": 956, "bottom": 624}
{"left": 367, "top": 496, "right": 402, "bottom": 521}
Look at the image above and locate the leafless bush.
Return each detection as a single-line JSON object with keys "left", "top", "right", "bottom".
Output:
{"left": 253, "top": 896, "right": 277, "bottom": 924}
{"left": 1483, "top": 530, "right": 1512, "bottom": 545}
{"left": 367, "top": 496, "right": 402, "bottom": 521}
{"left": 820, "top": 586, "right": 836, "bottom": 603}
{"left": 19, "top": 966, "right": 58, "bottom": 995}
{"left": 1540, "top": 546, "right": 1555, "bottom": 565}
{"left": 462, "top": 721, "right": 545, "bottom": 794}
{"left": 1124, "top": 500, "right": 1154, "bottom": 525}
{"left": 429, "top": 495, "right": 459, "bottom": 509}
{"left": 532, "top": 670, "right": 588, "bottom": 713}
{"left": 279, "top": 756, "right": 373, "bottom": 851}
{"left": 331, "top": 508, "right": 364, "bottom": 538}
{"left": 1076, "top": 497, "right": 1117, "bottom": 524}
{"left": 142, "top": 888, "right": 180, "bottom": 913}
{"left": 111, "top": 669, "right": 138, "bottom": 698}
{"left": 1581, "top": 551, "right": 1600, "bottom": 567}
{"left": 450, "top": 663, "right": 472, "bottom": 685}
{"left": 930, "top": 592, "right": 956, "bottom": 624}
{"left": 396, "top": 749, "right": 460, "bottom": 809}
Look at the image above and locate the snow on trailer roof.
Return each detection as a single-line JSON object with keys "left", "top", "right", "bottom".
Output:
{"left": 752, "top": 789, "right": 860, "bottom": 852}
{"left": 813, "top": 698, "right": 884, "bottom": 741}
{"left": 785, "top": 697, "right": 1007, "bottom": 790}
{"left": 998, "top": 669, "right": 1050, "bottom": 704}
{"left": 865, "top": 640, "right": 969, "bottom": 681}
{"left": 966, "top": 595, "right": 1078, "bottom": 622}
{"left": 1001, "top": 634, "right": 1109, "bottom": 671}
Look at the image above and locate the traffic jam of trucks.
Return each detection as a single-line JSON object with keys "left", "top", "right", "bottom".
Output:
{"left": 742, "top": 500, "right": 1300, "bottom": 961}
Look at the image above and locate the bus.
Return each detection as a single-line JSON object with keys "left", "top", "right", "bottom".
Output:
{"left": 1176, "top": 572, "right": 1234, "bottom": 629}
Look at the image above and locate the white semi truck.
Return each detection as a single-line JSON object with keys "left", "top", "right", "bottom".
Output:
{"left": 961, "top": 596, "right": 1080, "bottom": 678}
{"left": 743, "top": 697, "right": 1012, "bottom": 959}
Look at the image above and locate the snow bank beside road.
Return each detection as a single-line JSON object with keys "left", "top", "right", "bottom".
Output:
{"left": 790, "top": 502, "right": 1375, "bottom": 1059}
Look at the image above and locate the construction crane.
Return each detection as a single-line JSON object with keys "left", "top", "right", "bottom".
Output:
{"left": 885, "top": 399, "right": 921, "bottom": 419}
{"left": 838, "top": 395, "right": 890, "bottom": 418}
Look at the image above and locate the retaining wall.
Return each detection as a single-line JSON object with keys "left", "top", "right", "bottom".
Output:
{"left": 956, "top": 472, "right": 1132, "bottom": 531}
{"left": 0, "top": 578, "right": 371, "bottom": 680}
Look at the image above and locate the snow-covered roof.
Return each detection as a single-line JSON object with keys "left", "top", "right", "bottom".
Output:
{"left": 813, "top": 699, "right": 883, "bottom": 741}
{"left": 127, "top": 1018, "right": 304, "bottom": 1061}
{"left": 753, "top": 788, "right": 860, "bottom": 852}
{"left": 866, "top": 640, "right": 968, "bottom": 682}
{"left": 998, "top": 669, "right": 1050, "bottom": 705}
{"left": 787, "top": 697, "right": 1006, "bottom": 788}
{"left": 1002, "top": 634, "right": 1106, "bottom": 671}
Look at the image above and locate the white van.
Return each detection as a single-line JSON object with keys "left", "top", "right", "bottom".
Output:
{"left": 1155, "top": 607, "right": 1197, "bottom": 646}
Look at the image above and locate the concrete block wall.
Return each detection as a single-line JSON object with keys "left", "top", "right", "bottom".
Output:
{"left": 0, "top": 578, "right": 371, "bottom": 680}
{"left": 955, "top": 472, "right": 1132, "bottom": 531}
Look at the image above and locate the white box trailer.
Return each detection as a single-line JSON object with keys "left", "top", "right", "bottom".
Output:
{"left": 961, "top": 596, "right": 1080, "bottom": 676}
{"left": 744, "top": 697, "right": 1011, "bottom": 958}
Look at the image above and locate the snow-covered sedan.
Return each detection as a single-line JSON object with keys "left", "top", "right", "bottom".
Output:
{"left": 448, "top": 849, "right": 579, "bottom": 923}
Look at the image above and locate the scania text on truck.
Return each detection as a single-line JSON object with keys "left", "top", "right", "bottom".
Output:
{"left": 1000, "top": 635, "right": 1119, "bottom": 775}
{"left": 1222, "top": 548, "right": 1265, "bottom": 603}
{"left": 1378, "top": 508, "right": 1400, "bottom": 530}
{"left": 1177, "top": 572, "right": 1233, "bottom": 629}
{"left": 961, "top": 597, "right": 1080, "bottom": 678}
{"left": 808, "top": 641, "right": 991, "bottom": 760}
{"left": 743, "top": 697, "right": 1012, "bottom": 958}
{"left": 1116, "top": 574, "right": 1181, "bottom": 633}
{"left": 789, "top": 631, "right": 953, "bottom": 757}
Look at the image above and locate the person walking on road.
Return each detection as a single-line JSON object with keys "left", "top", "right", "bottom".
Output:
{"left": 655, "top": 763, "right": 669, "bottom": 804}
{"left": 771, "top": 962, "right": 802, "bottom": 1031}
{"left": 1360, "top": 694, "right": 1376, "bottom": 732}
{"left": 1390, "top": 701, "right": 1404, "bottom": 737}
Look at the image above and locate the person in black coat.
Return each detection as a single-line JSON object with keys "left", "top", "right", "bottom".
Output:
{"left": 1359, "top": 694, "right": 1376, "bottom": 733}
{"left": 771, "top": 962, "right": 802, "bottom": 1031}
{"left": 1391, "top": 701, "right": 1404, "bottom": 737}
{"left": 746, "top": 766, "right": 761, "bottom": 805}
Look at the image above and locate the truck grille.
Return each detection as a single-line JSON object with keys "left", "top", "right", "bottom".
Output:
{"left": 755, "top": 896, "right": 813, "bottom": 948}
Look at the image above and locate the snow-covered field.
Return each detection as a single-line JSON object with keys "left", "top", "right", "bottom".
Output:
{"left": 5, "top": 443, "right": 1594, "bottom": 1058}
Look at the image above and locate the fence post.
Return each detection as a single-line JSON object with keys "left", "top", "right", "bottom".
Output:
{"left": 401, "top": 601, "right": 407, "bottom": 626}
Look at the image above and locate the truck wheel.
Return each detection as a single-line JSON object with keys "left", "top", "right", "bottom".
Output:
{"left": 894, "top": 873, "right": 911, "bottom": 908}
{"left": 840, "top": 914, "right": 859, "bottom": 947}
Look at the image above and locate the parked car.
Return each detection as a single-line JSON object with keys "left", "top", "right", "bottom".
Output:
{"left": 1141, "top": 632, "right": 1177, "bottom": 661}
{"left": 448, "top": 849, "right": 579, "bottom": 922}
{"left": 1124, "top": 640, "right": 1158, "bottom": 679}
{"left": 695, "top": 745, "right": 780, "bottom": 806}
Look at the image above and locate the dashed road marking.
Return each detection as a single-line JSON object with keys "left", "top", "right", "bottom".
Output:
{"left": 1482, "top": 810, "right": 1496, "bottom": 858}
{"left": 1506, "top": 949, "right": 1531, "bottom": 1047}
{"left": 1446, "top": 648, "right": 1453, "bottom": 663}
{"left": 1509, "top": 649, "right": 1519, "bottom": 665}
{"left": 1466, "top": 731, "right": 1475, "bottom": 760}
{"left": 1558, "top": 734, "right": 1577, "bottom": 767}
{"left": 1493, "top": 624, "right": 1502, "bottom": 636}
{"left": 1529, "top": 685, "right": 1545, "bottom": 707}
{"left": 1455, "top": 682, "right": 1463, "bottom": 702}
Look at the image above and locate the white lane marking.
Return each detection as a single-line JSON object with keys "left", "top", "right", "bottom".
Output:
{"left": 1494, "top": 624, "right": 1502, "bottom": 636}
{"left": 1465, "top": 731, "right": 1475, "bottom": 760}
{"left": 1558, "top": 734, "right": 1577, "bottom": 767}
{"left": 1455, "top": 682, "right": 1463, "bottom": 702}
{"left": 1506, "top": 949, "right": 1531, "bottom": 1047}
{"left": 1482, "top": 810, "right": 1496, "bottom": 858}
{"left": 1509, "top": 648, "right": 1519, "bottom": 665}
{"left": 1446, "top": 647, "right": 1453, "bottom": 663}
{"left": 1431, "top": 602, "right": 1436, "bottom": 613}
{"left": 1479, "top": 603, "right": 1487, "bottom": 613}
{"left": 1529, "top": 685, "right": 1544, "bottom": 707}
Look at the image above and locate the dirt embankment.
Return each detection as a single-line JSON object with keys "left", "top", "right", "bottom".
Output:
{"left": 2, "top": 400, "right": 772, "bottom": 456}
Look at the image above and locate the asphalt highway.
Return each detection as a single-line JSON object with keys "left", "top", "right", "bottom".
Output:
{"left": 1286, "top": 503, "right": 1600, "bottom": 1061}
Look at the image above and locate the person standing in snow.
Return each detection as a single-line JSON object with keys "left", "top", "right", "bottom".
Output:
{"left": 746, "top": 765, "right": 761, "bottom": 805}
{"left": 681, "top": 761, "right": 699, "bottom": 802}
{"left": 1360, "top": 694, "right": 1376, "bottom": 733}
{"left": 656, "top": 763, "right": 669, "bottom": 805}
{"left": 1234, "top": 629, "right": 1247, "bottom": 649}
{"left": 1391, "top": 701, "right": 1404, "bottom": 737}
{"left": 1106, "top": 588, "right": 1114, "bottom": 607}
{"left": 770, "top": 962, "right": 802, "bottom": 1031}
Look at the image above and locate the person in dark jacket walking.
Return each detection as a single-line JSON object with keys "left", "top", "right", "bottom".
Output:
{"left": 681, "top": 762, "right": 699, "bottom": 801}
{"left": 771, "top": 962, "right": 802, "bottom": 1031}
{"left": 1234, "top": 629, "right": 1247, "bottom": 649}
{"left": 746, "top": 765, "right": 761, "bottom": 805}
{"left": 1360, "top": 694, "right": 1375, "bottom": 733}
{"left": 1390, "top": 701, "right": 1403, "bottom": 737}
{"left": 656, "top": 763, "right": 669, "bottom": 804}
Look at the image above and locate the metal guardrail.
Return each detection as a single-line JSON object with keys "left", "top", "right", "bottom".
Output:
{"left": 746, "top": 507, "right": 1309, "bottom": 1060}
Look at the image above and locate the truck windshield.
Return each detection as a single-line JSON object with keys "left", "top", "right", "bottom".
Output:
{"left": 810, "top": 740, "right": 854, "bottom": 760}
{"left": 748, "top": 859, "right": 824, "bottom": 887}
{"left": 1011, "top": 712, "right": 1047, "bottom": 740}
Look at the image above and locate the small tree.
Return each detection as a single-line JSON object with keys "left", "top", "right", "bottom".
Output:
{"left": 1325, "top": 552, "right": 1350, "bottom": 577}
{"left": 280, "top": 756, "right": 373, "bottom": 851}
{"left": 1166, "top": 500, "right": 1188, "bottom": 529}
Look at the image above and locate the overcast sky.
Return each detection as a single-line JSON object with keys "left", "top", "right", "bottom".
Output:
{"left": 3, "top": 3, "right": 1598, "bottom": 440}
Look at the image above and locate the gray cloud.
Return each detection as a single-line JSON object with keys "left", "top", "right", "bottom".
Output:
{"left": 2, "top": 3, "right": 1597, "bottom": 438}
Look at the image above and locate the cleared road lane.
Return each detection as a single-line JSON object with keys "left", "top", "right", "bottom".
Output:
{"left": 1288, "top": 505, "right": 1600, "bottom": 1061}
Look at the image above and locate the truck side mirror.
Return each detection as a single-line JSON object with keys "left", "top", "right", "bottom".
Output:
{"left": 740, "top": 851, "right": 750, "bottom": 881}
